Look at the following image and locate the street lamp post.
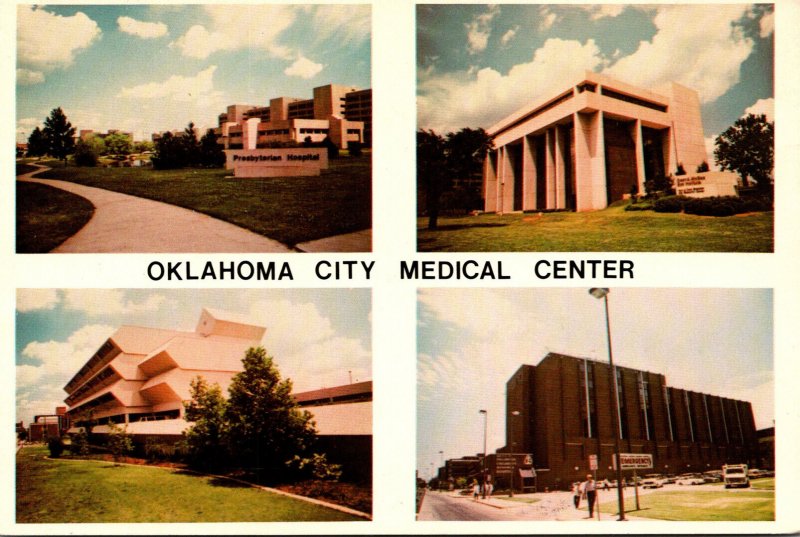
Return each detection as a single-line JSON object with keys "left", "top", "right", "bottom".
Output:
{"left": 589, "top": 288, "right": 627, "bottom": 521}
{"left": 479, "top": 409, "right": 488, "bottom": 499}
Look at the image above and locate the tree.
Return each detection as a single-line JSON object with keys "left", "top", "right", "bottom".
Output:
{"left": 26, "top": 127, "right": 48, "bottom": 158}
{"left": 714, "top": 113, "right": 774, "bottom": 194}
{"left": 417, "top": 129, "right": 448, "bottom": 230}
{"left": 105, "top": 421, "right": 133, "bottom": 464}
{"left": 42, "top": 107, "right": 76, "bottom": 166}
{"left": 151, "top": 132, "right": 186, "bottom": 169}
{"left": 182, "top": 122, "right": 200, "bottom": 166}
{"left": 103, "top": 132, "right": 132, "bottom": 157}
{"left": 134, "top": 140, "right": 154, "bottom": 153}
{"left": 198, "top": 129, "right": 226, "bottom": 168}
{"left": 74, "top": 136, "right": 105, "bottom": 167}
{"left": 418, "top": 127, "right": 493, "bottom": 229}
{"left": 226, "top": 347, "right": 318, "bottom": 478}
{"left": 183, "top": 376, "right": 229, "bottom": 469}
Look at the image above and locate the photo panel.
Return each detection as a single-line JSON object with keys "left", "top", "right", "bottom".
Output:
{"left": 416, "top": 4, "right": 774, "bottom": 252}
{"left": 417, "top": 287, "right": 773, "bottom": 521}
{"left": 15, "top": 288, "right": 372, "bottom": 522}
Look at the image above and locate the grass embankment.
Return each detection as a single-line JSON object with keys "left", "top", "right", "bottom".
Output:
{"left": 16, "top": 447, "right": 361, "bottom": 523}
{"left": 34, "top": 155, "right": 371, "bottom": 247}
{"left": 16, "top": 182, "right": 94, "bottom": 253}
{"left": 599, "top": 489, "right": 774, "bottom": 521}
{"left": 417, "top": 203, "right": 773, "bottom": 252}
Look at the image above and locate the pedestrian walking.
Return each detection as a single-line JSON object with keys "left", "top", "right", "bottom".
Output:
{"left": 581, "top": 474, "right": 597, "bottom": 518}
{"left": 572, "top": 482, "right": 581, "bottom": 509}
{"left": 472, "top": 479, "right": 480, "bottom": 501}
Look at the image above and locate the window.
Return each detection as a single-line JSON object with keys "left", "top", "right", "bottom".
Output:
{"left": 638, "top": 372, "right": 655, "bottom": 440}
{"left": 615, "top": 368, "right": 628, "bottom": 439}
{"left": 578, "top": 360, "right": 597, "bottom": 438}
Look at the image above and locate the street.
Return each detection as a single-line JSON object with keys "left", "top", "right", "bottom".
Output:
{"left": 416, "top": 482, "right": 757, "bottom": 521}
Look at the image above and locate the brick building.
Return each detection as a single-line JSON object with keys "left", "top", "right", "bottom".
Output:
{"left": 503, "top": 353, "right": 758, "bottom": 490}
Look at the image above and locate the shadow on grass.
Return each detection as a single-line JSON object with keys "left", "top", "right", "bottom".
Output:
{"left": 423, "top": 223, "right": 509, "bottom": 232}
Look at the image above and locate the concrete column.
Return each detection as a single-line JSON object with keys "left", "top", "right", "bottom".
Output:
{"left": 497, "top": 145, "right": 506, "bottom": 214}
{"left": 555, "top": 126, "right": 566, "bottom": 209}
{"left": 545, "top": 129, "right": 556, "bottom": 209}
{"left": 573, "top": 111, "right": 607, "bottom": 211}
{"left": 522, "top": 135, "right": 536, "bottom": 210}
{"left": 501, "top": 146, "right": 514, "bottom": 213}
{"left": 633, "top": 119, "right": 646, "bottom": 195}
{"left": 483, "top": 152, "right": 498, "bottom": 212}
{"left": 242, "top": 117, "right": 260, "bottom": 150}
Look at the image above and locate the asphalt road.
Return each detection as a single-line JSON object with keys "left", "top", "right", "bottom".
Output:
{"left": 417, "top": 491, "right": 516, "bottom": 521}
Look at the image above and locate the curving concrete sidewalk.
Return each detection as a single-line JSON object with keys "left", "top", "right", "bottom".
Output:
{"left": 18, "top": 165, "right": 293, "bottom": 253}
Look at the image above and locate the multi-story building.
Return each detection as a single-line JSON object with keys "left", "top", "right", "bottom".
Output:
{"left": 483, "top": 71, "right": 709, "bottom": 212}
{"left": 62, "top": 308, "right": 372, "bottom": 478}
{"left": 502, "top": 352, "right": 758, "bottom": 490}
{"left": 64, "top": 308, "right": 266, "bottom": 435}
{"left": 216, "top": 83, "right": 371, "bottom": 150}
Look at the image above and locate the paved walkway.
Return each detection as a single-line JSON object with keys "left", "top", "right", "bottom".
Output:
{"left": 19, "top": 165, "right": 369, "bottom": 253}
{"left": 296, "top": 229, "right": 371, "bottom": 252}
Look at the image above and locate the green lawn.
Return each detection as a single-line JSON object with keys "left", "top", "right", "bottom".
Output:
{"left": 599, "top": 489, "right": 774, "bottom": 521}
{"left": 33, "top": 156, "right": 371, "bottom": 247}
{"left": 16, "top": 447, "right": 361, "bottom": 523}
{"left": 417, "top": 204, "right": 773, "bottom": 252}
{"left": 16, "top": 181, "right": 95, "bottom": 253}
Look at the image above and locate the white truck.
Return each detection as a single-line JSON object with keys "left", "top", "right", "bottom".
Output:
{"left": 723, "top": 464, "right": 750, "bottom": 489}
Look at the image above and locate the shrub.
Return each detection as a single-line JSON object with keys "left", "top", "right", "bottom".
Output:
{"left": 625, "top": 200, "right": 654, "bottom": 211}
{"left": 348, "top": 141, "right": 363, "bottom": 157}
{"left": 653, "top": 195, "right": 690, "bottom": 213}
{"left": 68, "top": 429, "right": 90, "bottom": 456}
{"left": 144, "top": 438, "right": 187, "bottom": 461}
{"left": 287, "top": 453, "right": 343, "bottom": 481}
{"left": 47, "top": 437, "right": 65, "bottom": 458}
{"left": 696, "top": 161, "right": 710, "bottom": 173}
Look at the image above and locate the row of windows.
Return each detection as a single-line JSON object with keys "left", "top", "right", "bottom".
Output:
{"left": 576, "top": 361, "right": 747, "bottom": 445}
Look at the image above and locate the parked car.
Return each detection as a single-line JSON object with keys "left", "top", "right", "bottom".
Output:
{"left": 641, "top": 478, "right": 664, "bottom": 489}
{"left": 661, "top": 475, "right": 676, "bottom": 484}
{"left": 677, "top": 474, "right": 705, "bottom": 486}
{"left": 702, "top": 472, "right": 721, "bottom": 483}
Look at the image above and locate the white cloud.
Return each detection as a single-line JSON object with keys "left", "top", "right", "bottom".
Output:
{"left": 311, "top": 5, "right": 370, "bottom": 45}
{"left": 62, "top": 289, "right": 167, "bottom": 316}
{"left": 538, "top": 6, "right": 558, "bottom": 31}
{"left": 17, "top": 68, "right": 45, "bottom": 85}
{"left": 284, "top": 56, "right": 324, "bottom": 79}
{"left": 117, "top": 65, "right": 219, "bottom": 102}
{"left": 500, "top": 26, "right": 519, "bottom": 47}
{"left": 418, "top": 38, "right": 606, "bottom": 132}
{"left": 117, "top": 16, "right": 168, "bottom": 39}
{"left": 605, "top": 5, "right": 753, "bottom": 104}
{"left": 582, "top": 5, "right": 626, "bottom": 21}
{"left": 17, "top": 324, "right": 117, "bottom": 424}
{"left": 759, "top": 10, "right": 774, "bottom": 38}
{"left": 466, "top": 5, "right": 500, "bottom": 55}
{"left": 170, "top": 5, "right": 296, "bottom": 60}
{"left": 744, "top": 97, "right": 774, "bottom": 123}
{"left": 17, "top": 289, "right": 60, "bottom": 312}
{"left": 17, "top": 5, "right": 101, "bottom": 70}
{"left": 246, "top": 299, "right": 370, "bottom": 393}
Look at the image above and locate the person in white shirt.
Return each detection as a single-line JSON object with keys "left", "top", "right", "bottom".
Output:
{"left": 581, "top": 474, "right": 597, "bottom": 518}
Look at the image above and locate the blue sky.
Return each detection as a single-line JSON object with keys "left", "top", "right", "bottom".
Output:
{"left": 16, "top": 5, "right": 371, "bottom": 142}
{"left": 417, "top": 288, "right": 773, "bottom": 479}
{"left": 417, "top": 4, "right": 773, "bottom": 163}
{"left": 16, "top": 289, "right": 372, "bottom": 426}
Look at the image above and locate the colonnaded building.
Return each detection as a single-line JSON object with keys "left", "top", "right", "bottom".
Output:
{"left": 215, "top": 83, "right": 371, "bottom": 151}
{"left": 63, "top": 308, "right": 372, "bottom": 480}
{"left": 483, "top": 72, "right": 709, "bottom": 212}
{"left": 497, "top": 352, "right": 758, "bottom": 491}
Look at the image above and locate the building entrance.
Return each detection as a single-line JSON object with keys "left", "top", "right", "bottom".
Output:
{"left": 603, "top": 118, "right": 638, "bottom": 204}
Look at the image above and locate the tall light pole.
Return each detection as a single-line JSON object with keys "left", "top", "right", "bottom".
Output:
{"left": 589, "top": 288, "right": 627, "bottom": 521}
{"left": 479, "top": 409, "right": 488, "bottom": 498}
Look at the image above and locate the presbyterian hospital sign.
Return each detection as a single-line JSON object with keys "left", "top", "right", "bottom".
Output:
{"left": 225, "top": 148, "right": 328, "bottom": 178}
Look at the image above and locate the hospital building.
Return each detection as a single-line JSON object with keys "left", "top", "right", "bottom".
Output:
{"left": 215, "top": 83, "right": 371, "bottom": 151}
{"left": 483, "top": 72, "right": 708, "bottom": 212}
